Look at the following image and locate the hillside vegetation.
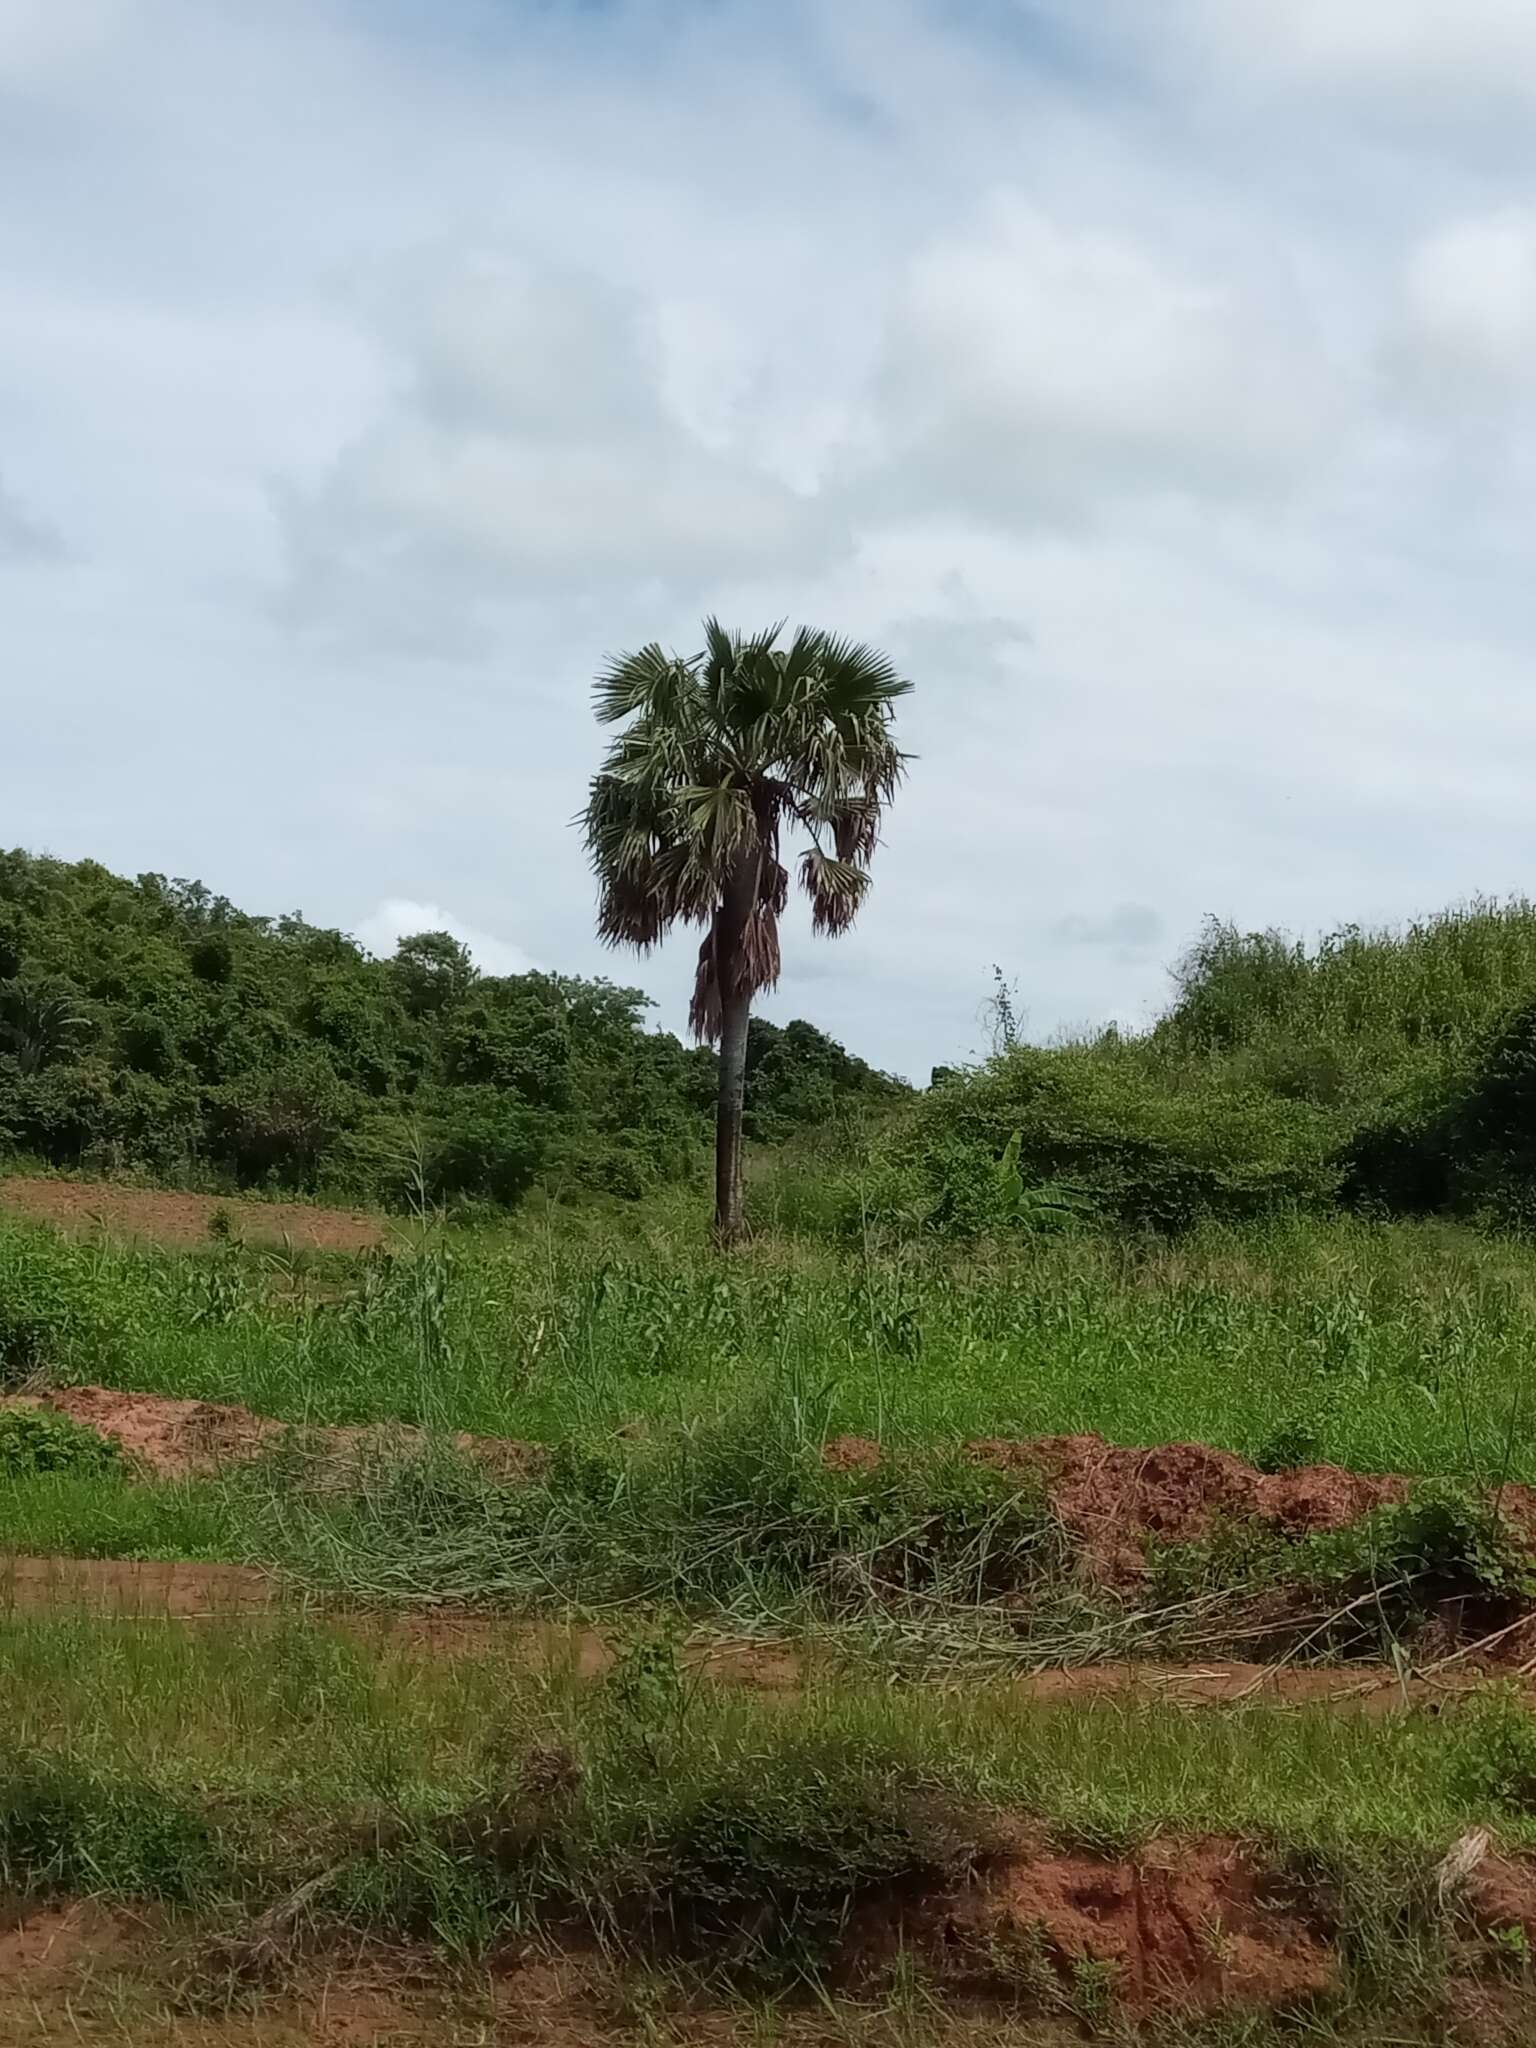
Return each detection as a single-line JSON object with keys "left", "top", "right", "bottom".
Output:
{"left": 764, "top": 899, "right": 1536, "bottom": 1241}
{"left": 0, "top": 850, "right": 903, "bottom": 1210}
{"left": 8, "top": 848, "right": 1536, "bottom": 1245}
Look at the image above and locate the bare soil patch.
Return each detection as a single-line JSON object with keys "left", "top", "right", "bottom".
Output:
{"left": 0, "top": 1900, "right": 142, "bottom": 1986}
{"left": 918, "top": 1833, "right": 1336, "bottom": 2013}
{"left": 0, "top": 1176, "right": 386, "bottom": 1252}
{"left": 1, "top": 1385, "right": 539, "bottom": 1482}
{"left": 0, "top": 1555, "right": 272, "bottom": 1617}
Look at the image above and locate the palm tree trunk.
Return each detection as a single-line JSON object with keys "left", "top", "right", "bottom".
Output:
{"left": 712, "top": 854, "right": 758, "bottom": 1248}
{"left": 714, "top": 984, "right": 751, "bottom": 1247}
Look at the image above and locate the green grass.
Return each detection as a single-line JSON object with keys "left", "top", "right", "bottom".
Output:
{"left": 9, "top": 1208, "right": 1536, "bottom": 1481}
{"left": 0, "top": 1608, "right": 1529, "bottom": 2040}
{"left": 3, "top": 1413, "right": 1523, "bottom": 1670}
{"left": 15, "top": 1206, "right": 1536, "bottom": 1651}
{"left": 0, "top": 1471, "right": 241, "bottom": 1561}
{"left": 0, "top": 1611, "right": 1523, "bottom": 1895}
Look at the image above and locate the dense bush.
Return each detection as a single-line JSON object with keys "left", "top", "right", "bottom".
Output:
{"left": 809, "top": 1043, "right": 1339, "bottom": 1239}
{"left": 0, "top": 851, "right": 901, "bottom": 1212}
{"left": 755, "top": 899, "right": 1536, "bottom": 1243}
{"left": 17, "top": 849, "right": 1536, "bottom": 1240}
{"left": 743, "top": 1018, "right": 905, "bottom": 1144}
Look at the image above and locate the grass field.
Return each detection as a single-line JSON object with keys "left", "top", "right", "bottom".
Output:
{"left": 11, "top": 1195, "right": 1536, "bottom": 2037}
{"left": 1, "top": 1611, "right": 1534, "bottom": 2042}
{"left": 8, "top": 1206, "right": 1536, "bottom": 1474}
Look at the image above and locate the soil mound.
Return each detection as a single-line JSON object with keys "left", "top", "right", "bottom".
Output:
{"left": 969, "top": 1433, "right": 1416, "bottom": 1584}
{"left": 1468, "top": 1852, "right": 1536, "bottom": 1945}
{"left": 823, "top": 1433, "right": 883, "bottom": 1472}
{"left": 0, "top": 1900, "right": 139, "bottom": 1986}
{"left": 9, "top": 1385, "right": 283, "bottom": 1475}
{"left": 0, "top": 1174, "right": 386, "bottom": 1251}
{"left": 2, "top": 1385, "right": 540, "bottom": 1483}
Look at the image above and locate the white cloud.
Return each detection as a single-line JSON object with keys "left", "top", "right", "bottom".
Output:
{"left": 1399, "top": 210, "right": 1536, "bottom": 392}
{"left": 861, "top": 194, "right": 1340, "bottom": 523}
{"left": 354, "top": 899, "right": 537, "bottom": 980}
{"left": 1133, "top": 0, "right": 1536, "bottom": 109}
{"left": 280, "top": 257, "right": 846, "bottom": 639}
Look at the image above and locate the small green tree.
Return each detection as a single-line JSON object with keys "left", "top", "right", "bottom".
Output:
{"left": 581, "top": 619, "right": 912, "bottom": 1244}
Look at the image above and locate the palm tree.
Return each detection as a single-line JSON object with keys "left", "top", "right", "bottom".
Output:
{"left": 581, "top": 618, "right": 912, "bottom": 1245}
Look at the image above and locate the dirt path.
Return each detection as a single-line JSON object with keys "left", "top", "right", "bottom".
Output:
{"left": 0, "top": 1554, "right": 1521, "bottom": 1708}
{"left": 0, "top": 1175, "right": 386, "bottom": 1251}
{"left": 0, "top": 1555, "right": 274, "bottom": 1617}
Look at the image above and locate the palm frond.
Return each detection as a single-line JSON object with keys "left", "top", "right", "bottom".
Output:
{"left": 809, "top": 632, "right": 914, "bottom": 717}
{"left": 700, "top": 616, "right": 740, "bottom": 712}
{"left": 689, "top": 931, "right": 723, "bottom": 1043}
{"left": 740, "top": 903, "right": 782, "bottom": 994}
{"left": 680, "top": 781, "right": 757, "bottom": 862}
{"left": 799, "top": 848, "right": 871, "bottom": 937}
{"left": 584, "top": 618, "right": 910, "bottom": 986}
{"left": 593, "top": 644, "right": 698, "bottom": 728}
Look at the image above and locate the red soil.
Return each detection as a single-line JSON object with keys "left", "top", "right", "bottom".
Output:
{"left": 823, "top": 1432, "right": 884, "bottom": 1472}
{"left": 0, "top": 1174, "right": 386, "bottom": 1251}
{"left": 0, "top": 1900, "right": 143, "bottom": 2004}
{"left": 929, "top": 1833, "right": 1336, "bottom": 2012}
{"left": 8, "top": 1839, "right": 1530, "bottom": 2028}
{"left": 825, "top": 1431, "right": 1536, "bottom": 1588}
{"left": 15, "top": 1376, "right": 1536, "bottom": 1624}
{"left": 1469, "top": 1852, "right": 1536, "bottom": 1945}
{"left": 1, "top": 1384, "right": 539, "bottom": 1482}
{"left": 971, "top": 1432, "right": 1422, "bottom": 1584}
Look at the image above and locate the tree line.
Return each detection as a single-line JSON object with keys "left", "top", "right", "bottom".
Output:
{"left": 0, "top": 848, "right": 905, "bottom": 1211}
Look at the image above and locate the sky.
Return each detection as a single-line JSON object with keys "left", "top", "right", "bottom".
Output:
{"left": 5, "top": 0, "right": 1536, "bottom": 1079}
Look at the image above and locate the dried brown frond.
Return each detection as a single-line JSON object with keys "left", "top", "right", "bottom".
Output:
{"left": 800, "top": 848, "right": 870, "bottom": 936}
{"left": 688, "top": 931, "right": 723, "bottom": 1044}
{"left": 739, "top": 903, "right": 782, "bottom": 995}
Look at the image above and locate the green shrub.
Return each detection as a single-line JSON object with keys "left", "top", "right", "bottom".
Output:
{"left": 1443, "top": 1688, "right": 1536, "bottom": 1814}
{"left": 632, "top": 1772, "right": 979, "bottom": 1973}
{"left": 857, "top": 1044, "right": 1340, "bottom": 1239}
{"left": 0, "top": 1228, "right": 91, "bottom": 1385}
{"left": 1253, "top": 1421, "right": 1325, "bottom": 1474}
{"left": 0, "top": 1408, "right": 122, "bottom": 1476}
{"left": 1303, "top": 1484, "right": 1536, "bottom": 1625}
{"left": 0, "top": 1757, "right": 222, "bottom": 1901}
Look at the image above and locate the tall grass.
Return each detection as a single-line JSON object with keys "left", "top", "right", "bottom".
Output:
{"left": 8, "top": 1212, "right": 1536, "bottom": 1482}
{"left": 0, "top": 1612, "right": 1524, "bottom": 2035}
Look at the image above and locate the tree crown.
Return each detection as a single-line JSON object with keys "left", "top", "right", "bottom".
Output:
{"left": 582, "top": 619, "right": 911, "bottom": 1041}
